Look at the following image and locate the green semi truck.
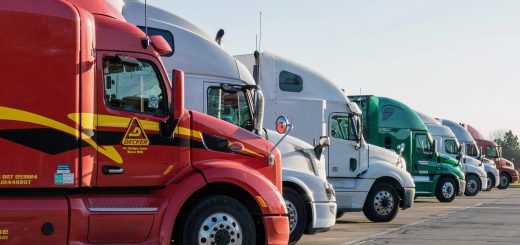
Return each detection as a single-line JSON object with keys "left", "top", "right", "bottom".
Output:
{"left": 348, "top": 96, "right": 465, "bottom": 202}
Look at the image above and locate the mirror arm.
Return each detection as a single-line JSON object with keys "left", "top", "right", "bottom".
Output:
{"left": 268, "top": 124, "right": 293, "bottom": 165}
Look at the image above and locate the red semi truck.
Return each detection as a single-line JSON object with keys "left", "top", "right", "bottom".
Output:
{"left": 463, "top": 124, "right": 519, "bottom": 189}
{"left": 0, "top": 1, "right": 288, "bottom": 244}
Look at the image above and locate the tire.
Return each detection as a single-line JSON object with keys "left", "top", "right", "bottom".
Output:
{"left": 464, "top": 174, "right": 481, "bottom": 196}
{"left": 283, "top": 187, "right": 307, "bottom": 245}
{"left": 336, "top": 211, "right": 345, "bottom": 219}
{"left": 485, "top": 172, "right": 494, "bottom": 191}
{"left": 435, "top": 177, "right": 457, "bottom": 202}
{"left": 362, "top": 182, "right": 399, "bottom": 222}
{"left": 498, "top": 173, "right": 511, "bottom": 189}
{"left": 175, "top": 195, "right": 255, "bottom": 245}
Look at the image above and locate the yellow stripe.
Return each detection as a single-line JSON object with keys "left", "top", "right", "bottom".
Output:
{"left": 0, "top": 107, "right": 123, "bottom": 164}
{"left": 242, "top": 147, "right": 264, "bottom": 158}
{"left": 162, "top": 165, "right": 174, "bottom": 175}
{"left": 68, "top": 113, "right": 202, "bottom": 139}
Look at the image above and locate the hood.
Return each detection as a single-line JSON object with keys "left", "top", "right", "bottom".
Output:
{"left": 368, "top": 144, "right": 406, "bottom": 170}
{"left": 463, "top": 155, "right": 483, "bottom": 168}
{"left": 501, "top": 158, "right": 516, "bottom": 169}
{"left": 438, "top": 152, "right": 459, "bottom": 166}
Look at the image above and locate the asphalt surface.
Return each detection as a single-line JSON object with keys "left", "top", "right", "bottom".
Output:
{"left": 299, "top": 187, "right": 520, "bottom": 245}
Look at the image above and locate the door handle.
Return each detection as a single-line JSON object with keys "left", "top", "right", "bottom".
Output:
{"left": 349, "top": 158, "right": 357, "bottom": 172}
{"left": 102, "top": 165, "right": 124, "bottom": 174}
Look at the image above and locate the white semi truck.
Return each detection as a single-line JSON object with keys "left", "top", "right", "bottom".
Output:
{"left": 121, "top": 1, "right": 336, "bottom": 243}
{"left": 236, "top": 52, "right": 415, "bottom": 222}
{"left": 440, "top": 119, "right": 500, "bottom": 190}
{"left": 416, "top": 112, "right": 487, "bottom": 196}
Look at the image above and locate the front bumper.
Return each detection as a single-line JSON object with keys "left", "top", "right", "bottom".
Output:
{"left": 511, "top": 170, "right": 519, "bottom": 183}
{"left": 479, "top": 175, "right": 488, "bottom": 191}
{"left": 307, "top": 201, "right": 336, "bottom": 234}
{"left": 263, "top": 216, "right": 289, "bottom": 245}
{"left": 402, "top": 187, "right": 415, "bottom": 209}
{"left": 458, "top": 179, "right": 466, "bottom": 196}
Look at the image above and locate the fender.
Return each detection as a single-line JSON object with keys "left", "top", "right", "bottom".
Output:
{"left": 466, "top": 164, "right": 485, "bottom": 178}
{"left": 363, "top": 161, "right": 415, "bottom": 188}
{"left": 443, "top": 163, "right": 465, "bottom": 181}
{"left": 196, "top": 160, "right": 287, "bottom": 215}
{"left": 156, "top": 171, "right": 207, "bottom": 245}
{"left": 282, "top": 169, "right": 316, "bottom": 202}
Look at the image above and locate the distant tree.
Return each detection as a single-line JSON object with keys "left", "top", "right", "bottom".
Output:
{"left": 494, "top": 130, "right": 520, "bottom": 168}
{"left": 489, "top": 129, "right": 506, "bottom": 141}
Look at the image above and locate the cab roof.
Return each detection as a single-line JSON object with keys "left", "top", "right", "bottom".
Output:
{"left": 439, "top": 119, "right": 476, "bottom": 144}
{"left": 122, "top": 0, "right": 255, "bottom": 85}
{"left": 426, "top": 124, "right": 457, "bottom": 139}
{"left": 416, "top": 111, "right": 441, "bottom": 125}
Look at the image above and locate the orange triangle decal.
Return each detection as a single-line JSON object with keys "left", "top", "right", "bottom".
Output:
{"left": 122, "top": 117, "right": 150, "bottom": 146}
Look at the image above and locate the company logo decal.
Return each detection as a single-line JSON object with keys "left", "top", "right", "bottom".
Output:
{"left": 122, "top": 118, "right": 150, "bottom": 146}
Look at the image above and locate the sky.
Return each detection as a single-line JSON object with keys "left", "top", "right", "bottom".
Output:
{"left": 147, "top": 0, "right": 520, "bottom": 139}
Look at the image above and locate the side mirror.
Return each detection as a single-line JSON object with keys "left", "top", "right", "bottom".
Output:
{"left": 314, "top": 136, "right": 330, "bottom": 160}
{"left": 149, "top": 35, "right": 173, "bottom": 56}
{"left": 253, "top": 89, "right": 265, "bottom": 134}
{"left": 396, "top": 143, "right": 405, "bottom": 154}
{"left": 269, "top": 116, "right": 293, "bottom": 165}
{"left": 160, "top": 69, "right": 185, "bottom": 138}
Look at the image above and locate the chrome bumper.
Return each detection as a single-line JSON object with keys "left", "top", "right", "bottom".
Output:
{"left": 458, "top": 179, "right": 466, "bottom": 196}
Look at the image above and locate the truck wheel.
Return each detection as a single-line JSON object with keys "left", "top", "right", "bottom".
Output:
{"left": 336, "top": 211, "right": 345, "bottom": 219}
{"left": 498, "top": 173, "right": 511, "bottom": 189}
{"left": 435, "top": 177, "right": 456, "bottom": 202}
{"left": 362, "top": 183, "right": 399, "bottom": 222}
{"left": 283, "top": 187, "right": 306, "bottom": 245}
{"left": 485, "top": 173, "right": 494, "bottom": 191}
{"left": 178, "top": 195, "right": 255, "bottom": 245}
{"left": 464, "top": 175, "right": 481, "bottom": 196}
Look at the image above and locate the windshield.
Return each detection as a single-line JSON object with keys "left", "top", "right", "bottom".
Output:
{"left": 207, "top": 86, "right": 253, "bottom": 131}
{"left": 487, "top": 146, "right": 498, "bottom": 158}
{"left": 416, "top": 133, "right": 433, "bottom": 153}
{"left": 444, "top": 139, "right": 459, "bottom": 155}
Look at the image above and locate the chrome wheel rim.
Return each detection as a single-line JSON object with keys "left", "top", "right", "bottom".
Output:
{"left": 198, "top": 212, "right": 242, "bottom": 245}
{"left": 500, "top": 175, "right": 509, "bottom": 186}
{"left": 442, "top": 181, "right": 455, "bottom": 198}
{"left": 285, "top": 200, "right": 298, "bottom": 233}
{"left": 373, "top": 190, "right": 395, "bottom": 216}
{"left": 466, "top": 178, "right": 478, "bottom": 194}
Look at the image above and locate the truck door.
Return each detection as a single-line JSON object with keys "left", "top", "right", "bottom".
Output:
{"left": 412, "top": 132, "right": 437, "bottom": 176}
{"left": 328, "top": 113, "right": 361, "bottom": 178}
{"left": 94, "top": 52, "right": 181, "bottom": 187}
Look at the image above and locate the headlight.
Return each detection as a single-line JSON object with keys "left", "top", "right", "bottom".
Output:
{"left": 324, "top": 182, "right": 335, "bottom": 200}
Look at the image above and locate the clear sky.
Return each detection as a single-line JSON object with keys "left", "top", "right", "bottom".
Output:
{"left": 148, "top": 0, "right": 520, "bottom": 139}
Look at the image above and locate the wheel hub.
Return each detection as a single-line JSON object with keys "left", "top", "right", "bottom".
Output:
{"left": 373, "top": 190, "right": 394, "bottom": 216}
{"left": 198, "top": 212, "right": 242, "bottom": 245}
{"left": 285, "top": 200, "right": 298, "bottom": 233}
{"left": 501, "top": 175, "right": 508, "bottom": 186}
{"left": 467, "top": 179, "right": 477, "bottom": 193}
{"left": 442, "top": 182, "right": 454, "bottom": 198}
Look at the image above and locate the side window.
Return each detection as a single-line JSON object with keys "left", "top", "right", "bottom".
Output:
{"left": 103, "top": 57, "right": 166, "bottom": 115}
{"left": 279, "top": 70, "right": 303, "bottom": 92}
{"left": 466, "top": 144, "right": 478, "bottom": 157}
{"left": 330, "top": 115, "right": 357, "bottom": 141}
{"left": 207, "top": 87, "right": 253, "bottom": 131}
{"left": 415, "top": 134, "right": 432, "bottom": 153}
{"left": 137, "top": 26, "right": 174, "bottom": 57}
{"left": 444, "top": 139, "right": 458, "bottom": 154}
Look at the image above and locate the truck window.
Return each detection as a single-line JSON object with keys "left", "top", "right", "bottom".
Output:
{"left": 207, "top": 87, "right": 253, "bottom": 131}
{"left": 279, "top": 70, "right": 303, "bottom": 92}
{"left": 444, "top": 139, "right": 458, "bottom": 154}
{"left": 487, "top": 146, "right": 498, "bottom": 157}
{"left": 466, "top": 144, "right": 478, "bottom": 157}
{"left": 137, "top": 26, "right": 174, "bottom": 57}
{"left": 330, "top": 115, "right": 357, "bottom": 141}
{"left": 416, "top": 134, "right": 432, "bottom": 153}
{"left": 103, "top": 58, "right": 166, "bottom": 115}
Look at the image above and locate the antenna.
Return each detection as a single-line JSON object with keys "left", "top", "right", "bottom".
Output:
{"left": 259, "top": 11, "right": 262, "bottom": 53}
{"left": 141, "top": 0, "right": 150, "bottom": 48}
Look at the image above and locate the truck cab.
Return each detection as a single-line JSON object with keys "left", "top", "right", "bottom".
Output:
{"left": 236, "top": 53, "right": 415, "bottom": 223}
{"left": 416, "top": 113, "right": 487, "bottom": 196}
{"left": 349, "top": 96, "right": 465, "bottom": 202}
{"left": 120, "top": 1, "right": 336, "bottom": 243}
{"left": 464, "top": 124, "right": 519, "bottom": 189}
{"left": 440, "top": 119, "right": 500, "bottom": 190}
{"left": 0, "top": 1, "right": 288, "bottom": 244}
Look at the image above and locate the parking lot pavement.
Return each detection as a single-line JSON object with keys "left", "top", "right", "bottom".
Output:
{"left": 299, "top": 187, "right": 520, "bottom": 245}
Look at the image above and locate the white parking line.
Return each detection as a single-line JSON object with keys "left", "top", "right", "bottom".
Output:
{"left": 341, "top": 201, "right": 488, "bottom": 245}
